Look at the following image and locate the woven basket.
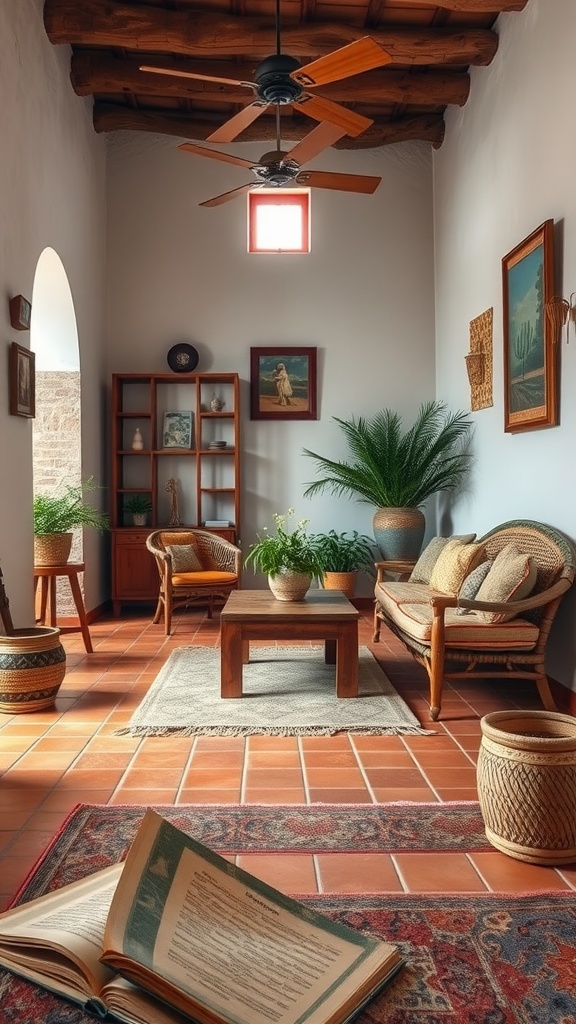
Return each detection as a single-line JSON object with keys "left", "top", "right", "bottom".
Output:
{"left": 477, "top": 710, "right": 576, "bottom": 865}
{"left": 34, "top": 532, "right": 73, "bottom": 566}
{"left": 323, "top": 571, "right": 356, "bottom": 599}
{"left": 465, "top": 352, "right": 485, "bottom": 387}
{"left": 268, "top": 572, "right": 312, "bottom": 602}
{"left": 0, "top": 627, "right": 66, "bottom": 713}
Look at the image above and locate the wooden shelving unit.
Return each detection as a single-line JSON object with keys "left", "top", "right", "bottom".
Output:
{"left": 110, "top": 372, "right": 240, "bottom": 612}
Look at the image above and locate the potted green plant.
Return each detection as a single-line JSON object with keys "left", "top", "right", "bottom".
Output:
{"left": 312, "top": 530, "right": 375, "bottom": 599}
{"left": 124, "top": 494, "right": 153, "bottom": 527}
{"left": 302, "top": 401, "right": 473, "bottom": 560}
{"left": 244, "top": 509, "right": 324, "bottom": 601}
{"left": 33, "top": 478, "right": 110, "bottom": 566}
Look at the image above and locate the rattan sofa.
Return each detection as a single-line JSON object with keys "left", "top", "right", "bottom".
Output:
{"left": 373, "top": 520, "right": 576, "bottom": 721}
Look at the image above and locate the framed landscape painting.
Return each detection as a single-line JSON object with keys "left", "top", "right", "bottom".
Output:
{"left": 502, "top": 220, "right": 557, "bottom": 433}
{"left": 250, "top": 347, "right": 317, "bottom": 420}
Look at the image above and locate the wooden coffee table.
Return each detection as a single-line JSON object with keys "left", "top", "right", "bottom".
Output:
{"left": 220, "top": 589, "right": 360, "bottom": 699}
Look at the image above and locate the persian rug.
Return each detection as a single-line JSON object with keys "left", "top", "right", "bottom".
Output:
{"left": 116, "top": 644, "right": 430, "bottom": 736}
{"left": 2, "top": 802, "right": 575, "bottom": 1024}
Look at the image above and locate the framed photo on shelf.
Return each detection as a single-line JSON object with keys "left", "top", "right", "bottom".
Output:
{"left": 250, "top": 347, "right": 317, "bottom": 420}
{"left": 502, "top": 220, "right": 557, "bottom": 433}
{"left": 9, "top": 342, "right": 35, "bottom": 418}
{"left": 162, "top": 411, "right": 193, "bottom": 449}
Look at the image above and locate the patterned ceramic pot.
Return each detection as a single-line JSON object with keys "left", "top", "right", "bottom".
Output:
{"left": 477, "top": 710, "right": 576, "bottom": 865}
{"left": 0, "top": 627, "right": 66, "bottom": 713}
{"left": 372, "top": 507, "right": 425, "bottom": 561}
{"left": 268, "top": 572, "right": 312, "bottom": 602}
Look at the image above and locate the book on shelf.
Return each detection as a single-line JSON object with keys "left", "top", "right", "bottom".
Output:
{"left": 203, "top": 519, "right": 232, "bottom": 527}
{"left": 0, "top": 809, "right": 405, "bottom": 1024}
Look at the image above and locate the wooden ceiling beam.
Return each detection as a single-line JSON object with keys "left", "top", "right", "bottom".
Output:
{"left": 44, "top": 1, "right": 498, "bottom": 66}
{"left": 92, "top": 102, "right": 445, "bottom": 148}
{"left": 71, "top": 52, "right": 470, "bottom": 107}
{"left": 399, "top": 0, "right": 525, "bottom": 9}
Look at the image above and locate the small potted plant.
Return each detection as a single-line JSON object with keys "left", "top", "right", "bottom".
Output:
{"left": 124, "top": 494, "right": 153, "bottom": 527}
{"left": 312, "top": 530, "right": 375, "bottom": 598}
{"left": 34, "top": 478, "right": 110, "bottom": 566}
{"left": 244, "top": 508, "right": 324, "bottom": 601}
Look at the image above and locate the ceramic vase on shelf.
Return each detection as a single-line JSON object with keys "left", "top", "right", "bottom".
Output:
{"left": 210, "top": 395, "right": 224, "bottom": 412}
{"left": 268, "top": 571, "right": 312, "bottom": 602}
{"left": 132, "top": 428, "right": 144, "bottom": 450}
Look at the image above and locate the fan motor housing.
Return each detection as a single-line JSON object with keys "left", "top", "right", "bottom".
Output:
{"left": 254, "top": 54, "right": 304, "bottom": 104}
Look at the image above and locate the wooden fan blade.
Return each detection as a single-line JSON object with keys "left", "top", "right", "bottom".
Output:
{"left": 292, "top": 38, "right": 391, "bottom": 89}
{"left": 140, "top": 65, "right": 250, "bottom": 88}
{"left": 179, "top": 142, "right": 255, "bottom": 169}
{"left": 207, "top": 102, "right": 269, "bottom": 143}
{"left": 200, "top": 183, "right": 255, "bottom": 208}
{"left": 287, "top": 122, "right": 346, "bottom": 168}
{"left": 295, "top": 170, "right": 381, "bottom": 194}
{"left": 294, "top": 95, "right": 372, "bottom": 138}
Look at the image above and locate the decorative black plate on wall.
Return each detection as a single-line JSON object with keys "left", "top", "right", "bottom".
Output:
{"left": 167, "top": 343, "right": 199, "bottom": 373}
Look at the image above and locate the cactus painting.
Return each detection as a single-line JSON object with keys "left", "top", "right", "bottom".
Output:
{"left": 502, "top": 220, "right": 557, "bottom": 432}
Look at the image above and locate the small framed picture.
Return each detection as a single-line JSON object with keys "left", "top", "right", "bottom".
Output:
{"left": 162, "top": 411, "right": 193, "bottom": 448}
{"left": 250, "top": 347, "right": 317, "bottom": 420}
{"left": 9, "top": 342, "right": 35, "bottom": 418}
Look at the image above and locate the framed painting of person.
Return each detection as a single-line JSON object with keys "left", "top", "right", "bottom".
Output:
{"left": 250, "top": 347, "right": 317, "bottom": 420}
{"left": 9, "top": 342, "right": 35, "bottom": 418}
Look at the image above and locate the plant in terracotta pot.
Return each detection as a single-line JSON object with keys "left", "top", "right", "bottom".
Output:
{"left": 312, "top": 530, "right": 375, "bottom": 599}
{"left": 33, "top": 478, "right": 110, "bottom": 566}
{"left": 124, "top": 494, "right": 153, "bottom": 527}
{"left": 302, "top": 401, "right": 473, "bottom": 560}
{"left": 244, "top": 509, "right": 324, "bottom": 601}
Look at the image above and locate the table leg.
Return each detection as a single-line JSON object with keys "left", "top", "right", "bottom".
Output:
{"left": 336, "top": 621, "right": 359, "bottom": 698}
{"left": 48, "top": 577, "right": 57, "bottom": 628}
{"left": 325, "top": 639, "right": 336, "bottom": 664}
{"left": 221, "top": 621, "right": 244, "bottom": 698}
{"left": 68, "top": 571, "right": 94, "bottom": 654}
{"left": 241, "top": 639, "right": 250, "bottom": 664}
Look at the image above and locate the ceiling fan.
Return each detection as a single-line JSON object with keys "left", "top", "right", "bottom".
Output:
{"left": 179, "top": 118, "right": 382, "bottom": 207}
{"left": 140, "top": 0, "right": 391, "bottom": 143}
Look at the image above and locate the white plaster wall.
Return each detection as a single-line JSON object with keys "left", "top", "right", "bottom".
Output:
{"left": 106, "top": 134, "right": 436, "bottom": 592}
{"left": 0, "top": 0, "right": 107, "bottom": 623}
{"left": 434, "top": 0, "right": 576, "bottom": 687}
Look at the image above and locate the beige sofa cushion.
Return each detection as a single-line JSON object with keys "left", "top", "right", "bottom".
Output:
{"left": 374, "top": 579, "right": 538, "bottom": 650}
{"left": 429, "top": 539, "right": 486, "bottom": 596}
{"left": 409, "top": 534, "right": 476, "bottom": 584}
{"left": 475, "top": 544, "right": 537, "bottom": 623}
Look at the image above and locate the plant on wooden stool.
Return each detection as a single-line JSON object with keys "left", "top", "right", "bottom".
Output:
{"left": 33, "top": 477, "right": 109, "bottom": 565}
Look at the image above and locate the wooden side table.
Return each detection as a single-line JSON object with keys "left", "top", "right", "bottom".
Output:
{"left": 34, "top": 562, "right": 93, "bottom": 653}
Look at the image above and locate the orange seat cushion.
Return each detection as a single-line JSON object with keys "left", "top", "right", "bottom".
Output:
{"left": 171, "top": 571, "right": 237, "bottom": 587}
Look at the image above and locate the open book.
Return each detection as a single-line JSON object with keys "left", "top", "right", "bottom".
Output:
{"left": 0, "top": 809, "right": 404, "bottom": 1024}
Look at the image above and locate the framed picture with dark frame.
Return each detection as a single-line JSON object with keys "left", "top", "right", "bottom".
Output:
{"left": 502, "top": 220, "right": 557, "bottom": 433}
{"left": 9, "top": 342, "right": 35, "bottom": 418}
{"left": 250, "top": 347, "right": 317, "bottom": 420}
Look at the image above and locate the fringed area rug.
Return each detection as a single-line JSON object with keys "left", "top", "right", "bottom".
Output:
{"left": 2, "top": 803, "right": 576, "bottom": 1024}
{"left": 116, "top": 644, "right": 430, "bottom": 736}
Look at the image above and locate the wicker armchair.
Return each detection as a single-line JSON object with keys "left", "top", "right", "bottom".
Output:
{"left": 146, "top": 529, "right": 241, "bottom": 635}
{"left": 373, "top": 520, "right": 576, "bottom": 721}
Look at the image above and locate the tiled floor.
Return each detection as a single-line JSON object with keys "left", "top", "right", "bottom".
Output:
{"left": 0, "top": 604, "right": 574, "bottom": 910}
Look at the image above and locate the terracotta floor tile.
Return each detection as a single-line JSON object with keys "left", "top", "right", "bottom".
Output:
{"left": 316, "top": 854, "right": 404, "bottom": 893}
{"left": 243, "top": 768, "right": 304, "bottom": 788}
{"left": 362, "top": 767, "right": 428, "bottom": 788}
{"left": 119, "top": 767, "right": 184, "bottom": 788}
{"left": 307, "top": 789, "right": 373, "bottom": 804}
{"left": 354, "top": 751, "right": 417, "bottom": 769}
{"left": 468, "top": 852, "right": 572, "bottom": 891}
{"left": 434, "top": 788, "right": 479, "bottom": 801}
{"left": 393, "top": 853, "right": 487, "bottom": 892}
{"left": 372, "top": 788, "right": 437, "bottom": 802}
{"left": 246, "top": 750, "right": 302, "bottom": 769}
{"left": 418, "top": 766, "right": 479, "bottom": 788}
{"left": 304, "top": 768, "right": 365, "bottom": 788}
{"left": 110, "top": 789, "right": 178, "bottom": 804}
{"left": 181, "top": 768, "right": 244, "bottom": 789}
{"left": 243, "top": 789, "right": 307, "bottom": 803}
{"left": 236, "top": 854, "right": 318, "bottom": 893}
{"left": 177, "top": 789, "right": 241, "bottom": 803}
{"left": 301, "top": 750, "right": 360, "bottom": 768}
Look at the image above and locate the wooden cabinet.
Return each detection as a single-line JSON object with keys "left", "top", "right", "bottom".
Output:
{"left": 111, "top": 372, "right": 240, "bottom": 611}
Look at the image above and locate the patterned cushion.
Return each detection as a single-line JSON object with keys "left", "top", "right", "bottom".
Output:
{"left": 166, "top": 543, "right": 203, "bottom": 572}
{"left": 456, "top": 560, "right": 493, "bottom": 615}
{"left": 409, "top": 534, "right": 476, "bottom": 584}
{"left": 475, "top": 544, "right": 537, "bottom": 623}
{"left": 429, "top": 540, "right": 486, "bottom": 596}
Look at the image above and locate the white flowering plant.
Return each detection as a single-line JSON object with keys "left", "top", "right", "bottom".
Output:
{"left": 244, "top": 509, "right": 324, "bottom": 579}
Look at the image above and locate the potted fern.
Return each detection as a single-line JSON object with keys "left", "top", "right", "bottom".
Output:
{"left": 124, "top": 494, "right": 153, "bottom": 527}
{"left": 312, "top": 530, "right": 374, "bottom": 598}
{"left": 303, "top": 401, "right": 473, "bottom": 560}
{"left": 33, "top": 478, "right": 110, "bottom": 566}
{"left": 244, "top": 509, "right": 324, "bottom": 601}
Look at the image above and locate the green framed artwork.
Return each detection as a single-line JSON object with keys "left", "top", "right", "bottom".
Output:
{"left": 502, "top": 220, "right": 557, "bottom": 433}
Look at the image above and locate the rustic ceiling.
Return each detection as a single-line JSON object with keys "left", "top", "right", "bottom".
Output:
{"left": 43, "top": 0, "right": 527, "bottom": 152}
